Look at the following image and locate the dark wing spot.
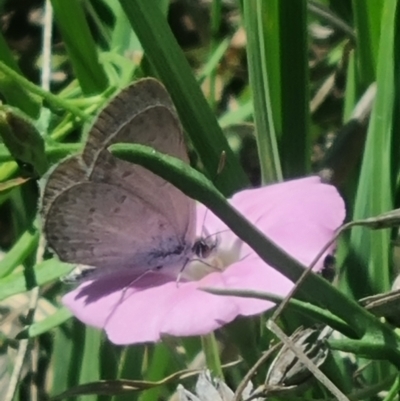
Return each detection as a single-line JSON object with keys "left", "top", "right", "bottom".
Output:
{"left": 117, "top": 195, "right": 127, "bottom": 204}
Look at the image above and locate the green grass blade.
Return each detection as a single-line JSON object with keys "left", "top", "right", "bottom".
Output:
{"left": 197, "top": 37, "right": 230, "bottom": 85}
{"left": 218, "top": 100, "right": 253, "bottom": 128}
{"left": 0, "top": 32, "right": 41, "bottom": 118}
{"left": 26, "top": 307, "right": 72, "bottom": 337}
{"left": 106, "top": 0, "right": 142, "bottom": 56}
{"left": 348, "top": 0, "right": 398, "bottom": 297}
{"left": 243, "top": 0, "right": 282, "bottom": 183}
{"left": 118, "top": 0, "right": 248, "bottom": 195}
{"left": 51, "top": 0, "right": 109, "bottom": 94}
{"left": 139, "top": 344, "right": 172, "bottom": 401}
{"left": 352, "top": 0, "right": 383, "bottom": 85}
{"left": 0, "top": 259, "right": 73, "bottom": 301}
{"left": 50, "top": 323, "right": 76, "bottom": 397}
{"left": 0, "top": 227, "right": 39, "bottom": 278}
{"left": 278, "top": 0, "right": 310, "bottom": 177}
{"left": 78, "top": 328, "right": 102, "bottom": 401}
{"left": 343, "top": 50, "right": 357, "bottom": 122}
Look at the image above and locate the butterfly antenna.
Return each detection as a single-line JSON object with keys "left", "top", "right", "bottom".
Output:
{"left": 203, "top": 228, "right": 230, "bottom": 242}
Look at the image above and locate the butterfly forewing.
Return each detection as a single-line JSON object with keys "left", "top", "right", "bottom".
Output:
{"left": 41, "top": 156, "right": 87, "bottom": 218}
{"left": 82, "top": 78, "right": 179, "bottom": 167}
{"left": 87, "top": 105, "right": 193, "bottom": 239}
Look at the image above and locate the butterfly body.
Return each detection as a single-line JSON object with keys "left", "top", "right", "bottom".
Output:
{"left": 41, "top": 79, "right": 196, "bottom": 281}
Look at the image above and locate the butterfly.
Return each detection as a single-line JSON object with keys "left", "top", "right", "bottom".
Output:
{"left": 41, "top": 78, "right": 207, "bottom": 281}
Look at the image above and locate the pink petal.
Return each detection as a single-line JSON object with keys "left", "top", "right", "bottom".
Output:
{"left": 231, "top": 176, "right": 345, "bottom": 269}
{"left": 219, "top": 256, "right": 293, "bottom": 316}
{"left": 195, "top": 176, "right": 345, "bottom": 316}
{"left": 106, "top": 273, "right": 240, "bottom": 344}
{"left": 62, "top": 176, "right": 346, "bottom": 344}
{"left": 198, "top": 176, "right": 345, "bottom": 269}
{"left": 63, "top": 271, "right": 172, "bottom": 330}
{"left": 64, "top": 271, "right": 240, "bottom": 344}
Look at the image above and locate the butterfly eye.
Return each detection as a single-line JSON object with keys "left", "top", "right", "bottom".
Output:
{"left": 192, "top": 237, "right": 217, "bottom": 259}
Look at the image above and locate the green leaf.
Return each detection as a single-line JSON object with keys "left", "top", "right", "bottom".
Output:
{"left": 0, "top": 106, "right": 48, "bottom": 177}
{"left": 0, "top": 177, "right": 31, "bottom": 193}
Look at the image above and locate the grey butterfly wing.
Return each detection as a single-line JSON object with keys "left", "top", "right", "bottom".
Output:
{"left": 41, "top": 155, "right": 87, "bottom": 218}
{"left": 42, "top": 78, "right": 195, "bottom": 276}
{"left": 87, "top": 106, "right": 194, "bottom": 243}
{"left": 82, "top": 78, "right": 179, "bottom": 167}
{"left": 85, "top": 79, "right": 195, "bottom": 248}
{"left": 44, "top": 181, "right": 191, "bottom": 273}
{"left": 41, "top": 85, "right": 182, "bottom": 217}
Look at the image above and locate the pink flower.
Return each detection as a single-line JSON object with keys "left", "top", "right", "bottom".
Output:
{"left": 63, "top": 176, "right": 345, "bottom": 344}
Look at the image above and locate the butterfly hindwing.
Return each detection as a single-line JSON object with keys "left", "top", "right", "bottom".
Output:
{"left": 44, "top": 181, "right": 190, "bottom": 274}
